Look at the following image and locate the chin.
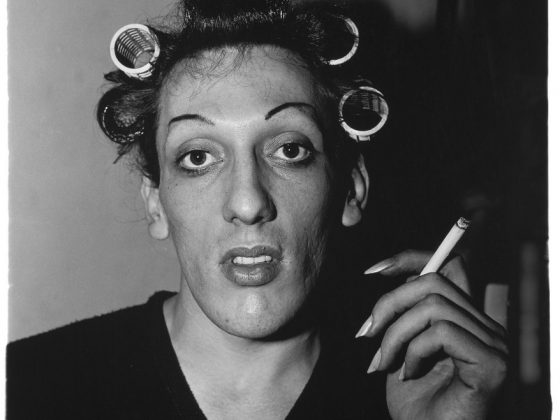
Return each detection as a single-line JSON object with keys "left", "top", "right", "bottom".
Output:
{"left": 217, "top": 292, "right": 308, "bottom": 340}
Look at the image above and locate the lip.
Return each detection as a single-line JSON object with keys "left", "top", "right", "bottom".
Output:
{"left": 220, "top": 245, "right": 283, "bottom": 287}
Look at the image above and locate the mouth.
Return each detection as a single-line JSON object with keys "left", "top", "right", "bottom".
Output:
{"left": 232, "top": 255, "right": 273, "bottom": 265}
{"left": 221, "top": 246, "right": 282, "bottom": 286}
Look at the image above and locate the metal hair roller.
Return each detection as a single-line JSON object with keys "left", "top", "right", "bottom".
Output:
{"left": 98, "top": 90, "right": 144, "bottom": 145}
{"left": 110, "top": 24, "right": 160, "bottom": 80}
{"left": 339, "top": 84, "right": 389, "bottom": 142}
{"left": 326, "top": 17, "right": 359, "bottom": 66}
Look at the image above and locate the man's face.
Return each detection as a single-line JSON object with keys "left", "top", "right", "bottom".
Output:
{"left": 152, "top": 46, "right": 343, "bottom": 339}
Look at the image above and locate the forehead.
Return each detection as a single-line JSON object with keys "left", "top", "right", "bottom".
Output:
{"left": 158, "top": 46, "right": 321, "bottom": 122}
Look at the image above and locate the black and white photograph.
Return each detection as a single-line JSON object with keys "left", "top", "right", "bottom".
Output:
{"left": 6, "top": 0, "right": 548, "bottom": 418}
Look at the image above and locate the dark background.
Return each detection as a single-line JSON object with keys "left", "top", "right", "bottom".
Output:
{"left": 339, "top": 0, "right": 548, "bottom": 418}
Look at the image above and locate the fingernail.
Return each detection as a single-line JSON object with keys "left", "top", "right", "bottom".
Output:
{"left": 364, "top": 260, "right": 393, "bottom": 275}
{"left": 355, "top": 316, "right": 373, "bottom": 338}
{"left": 398, "top": 363, "right": 406, "bottom": 381}
{"left": 367, "top": 349, "right": 381, "bottom": 373}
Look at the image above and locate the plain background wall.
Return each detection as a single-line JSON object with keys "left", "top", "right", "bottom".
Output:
{"left": 9, "top": 0, "right": 182, "bottom": 341}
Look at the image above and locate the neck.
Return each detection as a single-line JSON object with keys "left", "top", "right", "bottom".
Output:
{"left": 163, "top": 286, "right": 320, "bottom": 389}
{"left": 163, "top": 287, "right": 321, "bottom": 419}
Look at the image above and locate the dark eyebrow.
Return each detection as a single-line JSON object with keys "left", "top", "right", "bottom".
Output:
{"left": 168, "top": 114, "right": 214, "bottom": 128}
{"left": 264, "top": 102, "right": 317, "bottom": 120}
{"left": 168, "top": 103, "right": 316, "bottom": 127}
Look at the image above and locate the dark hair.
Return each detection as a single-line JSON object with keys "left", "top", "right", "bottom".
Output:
{"left": 97, "top": 0, "right": 360, "bottom": 186}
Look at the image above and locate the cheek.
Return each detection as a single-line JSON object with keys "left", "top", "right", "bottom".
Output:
{"left": 160, "top": 182, "right": 217, "bottom": 257}
{"left": 280, "top": 169, "right": 336, "bottom": 270}
{"left": 287, "top": 167, "right": 335, "bottom": 228}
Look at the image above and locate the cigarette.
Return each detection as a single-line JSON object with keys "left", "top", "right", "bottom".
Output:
{"left": 420, "top": 217, "right": 470, "bottom": 275}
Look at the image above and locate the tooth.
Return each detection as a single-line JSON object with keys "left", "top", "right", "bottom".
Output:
{"left": 232, "top": 255, "right": 272, "bottom": 265}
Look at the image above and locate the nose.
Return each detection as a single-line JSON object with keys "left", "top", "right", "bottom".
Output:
{"left": 222, "top": 156, "right": 276, "bottom": 225}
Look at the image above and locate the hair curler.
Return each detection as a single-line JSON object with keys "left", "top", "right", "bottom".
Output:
{"left": 324, "top": 16, "right": 359, "bottom": 66}
{"left": 338, "top": 84, "right": 389, "bottom": 142}
{"left": 98, "top": 90, "right": 145, "bottom": 145}
{"left": 110, "top": 24, "right": 160, "bottom": 80}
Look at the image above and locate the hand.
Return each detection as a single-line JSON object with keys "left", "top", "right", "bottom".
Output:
{"left": 357, "top": 251, "right": 508, "bottom": 420}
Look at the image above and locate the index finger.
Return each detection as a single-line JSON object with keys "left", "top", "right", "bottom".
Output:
{"left": 366, "top": 250, "right": 432, "bottom": 276}
{"left": 363, "top": 273, "right": 505, "bottom": 339}
{"left": 366, "top": 250, "right": 470, "bottom": 294}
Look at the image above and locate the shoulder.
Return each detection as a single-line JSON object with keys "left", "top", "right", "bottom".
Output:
{"left": 9, "top": 292, "right": 166, "bottom": 358}
{"left": 7, "top": 291, "right": 175, "bottom": 419}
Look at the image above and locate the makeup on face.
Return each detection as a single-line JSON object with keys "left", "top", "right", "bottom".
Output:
{"left": 152, "top": 47, "right": 337, "bottom": 338}
{"left": 220, "top": 245, "right": 283, "bottom": 287}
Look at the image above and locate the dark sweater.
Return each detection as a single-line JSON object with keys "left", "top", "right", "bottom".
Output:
{"left": 7, "top": 291, "right": 391, "bottom": 419}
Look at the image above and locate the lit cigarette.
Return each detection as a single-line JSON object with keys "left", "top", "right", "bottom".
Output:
{"left": 420, "top": 217, "right": 470, "bottom": 275}
{"left": 357, "top": 217, "right": 471, "bottom": 339}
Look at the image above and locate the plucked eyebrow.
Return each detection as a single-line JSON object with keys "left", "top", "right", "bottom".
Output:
{"left": 168, "top": 114, "right": 215, "bottom": 128}
{"left": 167, "top": 102, "right": 318, "bottom": 128}
{"left": 264, "top": 102, "right": 317, "bottom": 120}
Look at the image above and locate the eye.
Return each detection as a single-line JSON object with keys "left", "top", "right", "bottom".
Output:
{"left": 272, "top": 143, "right": 311, "bottom": 162}
{"left": 178, "top": 149, "right": 219, "bottom": 171}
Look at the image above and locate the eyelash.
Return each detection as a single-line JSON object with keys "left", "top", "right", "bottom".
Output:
{"left": 175, "top": 137, "right": 316, "bottom": 176}
{"left": 269, "top": 142, "right": 315, "bottom": 166}
{"left": 176, "top": 149, "right": 221, "bottom": 175}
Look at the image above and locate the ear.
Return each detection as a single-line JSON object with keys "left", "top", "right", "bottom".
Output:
{"left": 140, "top": 177, "right": 169, "bottom": 240}
{"left": 342, "top": 153, "right": 370, "bottom": 227}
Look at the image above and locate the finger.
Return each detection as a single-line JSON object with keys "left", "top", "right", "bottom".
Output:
{"left": 406, "top": 255, "right": 471, "bottom": 296}
{"left": 439, "top": 254, "right": 470, "bottom": 294}
{"left": 361, "top": 274, "right": 506, "bottom": 339}
{"left": 402, "top": 254, "right": 469, "bottom": 294}
{"left": 400, "top": 320, "right": 507, "bottom": 391}
{"left": 405, "top": 275, "right": 417, "bottom": 283}
{"left": 375, "top": 293, "right": 508, "bottom": 371}
{"left": 364, "top": 250, "right": 431, "bottom": 276}
{"left": 364, "top": 250, "right": 470, "bottom": 294}
{"left": 365, "top": 251, "right": 469, "bottom": 291}
{"left": 404, "top": 254, "right": 467, "bottom": 282}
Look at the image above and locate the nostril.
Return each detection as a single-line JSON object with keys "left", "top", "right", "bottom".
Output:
{"left": 222, "top": 178, "right": 276, "bottom": 225}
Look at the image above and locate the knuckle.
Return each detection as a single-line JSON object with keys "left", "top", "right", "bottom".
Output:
{"left": 405, "top": 335, "right": 424, "bottom": 361}
{"left": 417, "top": 273, "right": 452, "bottom": 296}
{"left": 486, "top": 352, "right": 508, "bottom": 387}
{"left": 431, "top": 319, "right": 455, "bottom": 337}
{"left": 422, "top": 293, "right": 446, "bottom": 309}
{"left": 463, "top": 348, "right": 508, "bottom": 393}
{"left": 423, "top": 273, "right": 446, "bottom": 289}
{"left": 372, "top": 293, "right": 391, "bottom": 319}
{"left": 383, "top": 322, "right": 401, "bottom": 348}
{"left": 494, "top": 355, "right": 508, "bottom": 378}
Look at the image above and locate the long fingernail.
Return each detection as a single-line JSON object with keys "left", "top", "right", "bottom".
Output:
{"left": 398, "top": 362, "right": 406, "bottom": 381}
{"left": 367, "top": 349, "right": 381, "bottom": 373}
{"left": 355, "top": 316, "right": 373, "bottom": 338}
{"left": 364, "top": 260, "right": 393, "bottom": 275}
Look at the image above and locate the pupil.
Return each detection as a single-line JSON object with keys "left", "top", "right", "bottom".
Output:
{"left": 190, "top": 151, "right": 206, "bottom": 165}
{"left": 283, "top": 144, "right": 299, "bottom": 159}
